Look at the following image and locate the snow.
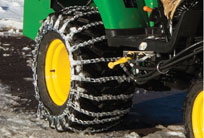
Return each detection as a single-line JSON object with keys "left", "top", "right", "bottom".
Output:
{"left": 167, "top": 125, "right": 185, "bottom": 132}
{"left": 0, "top": 0, "right": 23, "bottom": 30}
{"left": 124, "top": 132, "right": 141, "bottom": 138}
{"left": 121, "top": 125, "right": 186, "bottom": 138}
{"left": 143, "top": 126, "right": 186, "bottom": 138}
{"left": 166, "top": 131, "right": 185, "bottom": 137}
{"left": 0, "top": 19, "right": 22, "bottom": 30}
{"left": 0, "top": 82, "right": 20, "bottom": 110}
{"left": 22, "top": 46, "right": 31, "bottom": 51}
{"left": 0, "top": 78, "right": 187, "bottom": 137}
{"left": 3, "top": 53, "right": 10, "bottom": 56}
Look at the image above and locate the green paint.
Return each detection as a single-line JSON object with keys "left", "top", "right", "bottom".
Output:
{"left": 94, "top": 0, "right": 148, "bottom": 29}
{"left": 144, "top": 0, "right": 159, "bottom": 26}
{"left": 23, "top": 0, "right": 158, "bottom": 40}
{"left": 23, "top": 0, "right": 54, "bottom": 40}
{"left": 23, "top": 0, "right": 89, "bottom": 40}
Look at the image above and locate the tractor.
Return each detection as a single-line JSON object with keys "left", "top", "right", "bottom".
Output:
{"left": 23, "top": 0, "right": 203, "bottom": 137}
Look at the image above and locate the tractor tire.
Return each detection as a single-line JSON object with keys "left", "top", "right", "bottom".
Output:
{"left": 184, "top": 80, "right": 203, "bottom": 138}
{"left": 32, "top": 6, "right": 134, "bottom": 132}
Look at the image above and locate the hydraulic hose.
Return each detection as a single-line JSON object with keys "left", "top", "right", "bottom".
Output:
{"left": 124, "top": 41, "right": 203, "bottom": 84}
{"left": 161, "top": 47, "right": 203, "bottom": 70}
{"left": 164, "top": 41, "right": 203, "bottom": 65}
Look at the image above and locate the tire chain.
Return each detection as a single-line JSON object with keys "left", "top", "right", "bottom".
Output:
{"left": 67, "top": 101, "right": 130, "bottom": 117}
{"left": 72, "top": 57, "right": 121, "bottom": 65}
{"left": 71, "top": 89, "right": 134, "bottom": 101}
{"left": 70, "top": 35, "right": 106, "bottom": 52}
{"left": 32, "top": 6, "right": 133, "bottom": 132}
{"left": 72, "top": 75, "right": 130, "bottom": 83}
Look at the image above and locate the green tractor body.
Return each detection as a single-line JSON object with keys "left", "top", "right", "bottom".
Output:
{"left": 22, "top": 0, "right": 203, "bottom": 137}
{"left": 23, "top": 0, "right": 53, "bottom": 40}
{"left": 23, "top": 0, "right": 158, "bottom": 40}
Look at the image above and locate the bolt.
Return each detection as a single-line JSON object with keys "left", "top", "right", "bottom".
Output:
{"left": 139, "top": 42, "right": 147, "bottom": 50}
{"left": 50, "top": 69, "right": 56, "bottom": 72}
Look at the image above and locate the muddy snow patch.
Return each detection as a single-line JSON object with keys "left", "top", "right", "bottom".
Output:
{"left": 124, "top": 132, "right": 141, "bottom": 138}
{"left": 143, "top": 125, "right": 185, "bottom": 138}
{"left": 0, "top": 0, "right": 23, "bottom": 30}
{"left": 24, "top": 77, "right": 33, "bottom": 82}
{"left": 0, "top": 111, "right": 51, "bottom": 138}
{"left": 0, "top": 19, "right": 22, "bottom": 30}
{"left": 0, "top": 29, "right": 22, "bottom": 36}
{"left": 3, "top": 53, "right": 10, "bottom": 57}
{"left": 22, "top": 47, "right": 31, "bottom": 51}
{"left": 0, "top": 82, "right": 20, "bottom": 110}
{"left": 0, "top": 46, "right": 9, "bottom": 51}
{"left": 0, "top": 82, "right": 50, "bottom": 137}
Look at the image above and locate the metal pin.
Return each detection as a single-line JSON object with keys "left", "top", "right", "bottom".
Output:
{"left": 50, "top": 69, "right": 56, "bottom": 72}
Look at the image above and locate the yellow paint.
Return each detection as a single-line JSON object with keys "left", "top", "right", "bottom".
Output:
{"left": 45, "top": 39, "right": 71, "bottom": 106}
{"left": 108, "top": 57, "right": 131, "bottom": 69}
{"left": 192, "top": 91, "right": 204, "bottom": 138}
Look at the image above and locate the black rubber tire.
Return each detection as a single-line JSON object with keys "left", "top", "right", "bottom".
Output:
{"left": 184, "top": 80, "right": 203, "bottom": 138}
{"left": 33, "top": 6, "right": 134, "bottom": 132}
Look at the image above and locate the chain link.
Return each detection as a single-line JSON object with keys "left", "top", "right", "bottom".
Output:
{"left": 72, "top": 75, "right": 129, "bottom": 83}
{"left": 67, "top": 101, "right": 130, "bottom": 117}
{"left": 62, "top": 6, "right": 97, "bottom": 15}
{"left": 71, "top": 89, "right": 134, "bottom": 101}
{"left": 60, "top": 10, "right": 99, "bottom": 33}
{"left": 66, "top": 112, "right": 122, "bottom": 125}
{"left": 39, "top": 102, "right": 123, "bottom": 126}
{"left": 54, "top": 15, "right": 63, "bottom": 30}
{"left": 68, "top": 21, "right": 104, "bottom": 39}
{"left": 64, "top": 10, "right": 99, "bottom": 24}
{"left": 70, "top": 35, "right": 106, "bottom": 52}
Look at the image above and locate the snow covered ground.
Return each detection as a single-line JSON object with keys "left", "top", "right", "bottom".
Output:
{"left": 0, "top": 79, "right": 186, "bottom": 138}
{"left": 0, "top": 0, "right": 23, "bottom": 30}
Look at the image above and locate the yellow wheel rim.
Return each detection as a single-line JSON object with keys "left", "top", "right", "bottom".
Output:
{"left": 45, "top": 39, "right": 71, "bottom": 106}
{"left": 192, "top": 91, "right": 204, "bottom": 138}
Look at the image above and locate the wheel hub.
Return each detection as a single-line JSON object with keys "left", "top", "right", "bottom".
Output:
{"left": 45, "top": 39, "right": 71, "bottom": 106}
{"left": 192, "top": 91, "right": 203, "bottom": 138}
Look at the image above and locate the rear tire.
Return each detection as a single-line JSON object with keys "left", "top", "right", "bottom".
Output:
{"left": 184, "top": 80, "right": 203, "bottom": 138}
{"left": 33, "top": 6, "right": 134, "bottom": 132}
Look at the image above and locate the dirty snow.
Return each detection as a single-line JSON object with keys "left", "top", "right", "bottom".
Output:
{"left": 0, "top": 19, "right": 22, "bottom": 30}
{"left": 0, "top": 0, "right": 23, "bottom": 30}
{"left": 0, "top": 82, "right": 20, "bottom": 110}
{"left": 0, "top": 80, "right": 186, "bottom": 138}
